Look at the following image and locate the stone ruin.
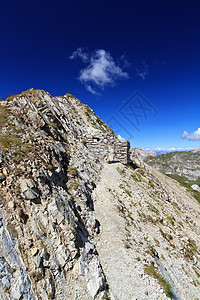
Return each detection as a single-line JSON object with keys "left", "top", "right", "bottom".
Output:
{"left": 113, "top": 140, "right": 131, "bottom": 165}
{"left": 85, "top": 133, "right": 131, "bottom": 165}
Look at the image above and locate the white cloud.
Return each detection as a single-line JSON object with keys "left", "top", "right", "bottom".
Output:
{"left": 181, "top": 128, "right": 200, "bottom": 141}
{"left": 136, "top": 60, "right": 149, "bottom": 81}
{"left": 70, "top": 48, "right": 129, "bottom": 94}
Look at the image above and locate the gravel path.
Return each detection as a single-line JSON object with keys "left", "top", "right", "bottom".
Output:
{"left": 93, "top": 162, "right": 170, "bottom": 300}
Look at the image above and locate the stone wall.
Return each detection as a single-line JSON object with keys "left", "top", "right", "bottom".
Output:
{"left": 85, "top": 134, "right": 131, "bottom": 165}
{"left": 114, "top": 140, "right": 131, "bottom": 165}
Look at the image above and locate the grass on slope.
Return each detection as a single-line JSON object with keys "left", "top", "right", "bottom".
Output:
{"left": 145, "top": 151, "right": 200, "bottom": 204}
{"left": 167, "top": 173, "right": 200, "bottom": 204}
{"left": 144, "top": 266, "right": 173, "bottom": 298}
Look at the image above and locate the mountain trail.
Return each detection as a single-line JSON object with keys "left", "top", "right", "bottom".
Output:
{"left": 93, "top": 162, "right": 169, "bottom": 300}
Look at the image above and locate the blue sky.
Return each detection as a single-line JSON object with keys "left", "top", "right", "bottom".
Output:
{"left": 1, "top": 0, "right": 200, "bottom": 150}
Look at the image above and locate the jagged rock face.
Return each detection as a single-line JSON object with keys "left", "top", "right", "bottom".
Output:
{"left": 0, "top": 89, "right": 112, "bottom": 299}
{"left": 0, "top": 89, "right": 200, "bottom": 300}
{"left": 130, "top": 148, "right": 157, "bottom": 161}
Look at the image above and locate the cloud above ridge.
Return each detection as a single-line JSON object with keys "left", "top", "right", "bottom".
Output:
{"left": 70, "top": 48, "right": 129, "bottom": 94}
{"left": 181, "top": 128, "right": 200, "bottom": 141}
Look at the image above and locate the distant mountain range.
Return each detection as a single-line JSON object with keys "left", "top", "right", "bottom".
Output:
{"left": 191, "top": 148, "right": 200, "bottom": 153}
{"left": 145, "top": 148, "right": 200, "bottom": 155}
{"left": 144, "top": 150, "right": 200, "bottom": 205}
{"left": 144, "top": 151, "right": 200, "bottom": 181}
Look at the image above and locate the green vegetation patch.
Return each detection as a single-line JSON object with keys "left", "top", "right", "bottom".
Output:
{"left": 0, "top": 104, "right": 10, "bottom": 129}
{"left": 116, "top": 167, "right": 125, "bottom": 176}
{"left": 184, "top": 238, "right": 198, "bottom": 261}
{"left": 125, "top": 189, "right": 132, "bottom": 197}
{"left": 145, "top": 151, "right": 200, "bottom": 204}
{"left": 144, "top": 266, "right": 173, "bottom": 298}
{"left": 0, "top": 104, "right": 25, "bottom": 151}
{"left": 147, "top": 201, "right": 159, "bottom": 214}
{"left": 131, "top": 172, "right": 142, "bottom": 182}
{"left": 167, "top": 174, "right": 200, "bottom": 204}
{"left": 67, "top": 166, "right": 78, "bottom": 177}
{"left": 166, "top": 216, "right": 175, "bottom": 226}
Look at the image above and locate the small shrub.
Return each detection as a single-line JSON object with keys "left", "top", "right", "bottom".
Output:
{"left": 102, "top": 292, "right": 111, "bottom": 300}
{"left": 131, "top": 172, "right": 141, "bottom": 182}
{"left": 184, "top": 238, "right": 198, "bottom": 260}
{"left": 116, "top": 167, "right": 125, "bottom": 176}
{"left": 124, "top": 241, "right": 131, "bottom": 249}
{"left": 166, "top": 216, "right": 174, "bottom": 226}
{"left": 47, "top": 164, "right": 54, "bottom": 171}
{"left": 136, "top": 257, "right": 141, "bottom": 261}
{"left": 193, "top": 266, "right": 200, "bottom": 278}
{"left": 148, "top": 180, "right": 154, "bottom": 188}
{"left": 147, "top": 201, "right": 159, "bottom": 214}
{"left": 72, "top": 182, "right": 79, "bottom": 190}
{"left": 148, "top": 245, "right": 156, "bottom": 257}
{"left": 68, "top": 166, "right": 78, "bottom": 177}
{"left": 147, "top": 215, "right": 154, "bottom": 223}
{"left": 48, "top": 121, "right": 59, "bottom": 131}
{"left": 125, "top": 189, "right": 132, "bottom": 197}
{"left": 48, "top": 293, "right": 54, "bottom": 299}
{"left": 168, "top": 234, "right": 173, "bottom": 240}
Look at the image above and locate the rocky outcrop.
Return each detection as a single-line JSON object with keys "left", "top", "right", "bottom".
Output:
{"left": 130, "top": 147, "right": 157, "bottom": 161}
{"left": 0, "top": 89, "right": 111, "bottom": 299}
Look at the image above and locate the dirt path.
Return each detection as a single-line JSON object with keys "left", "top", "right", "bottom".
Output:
{"left": 93, "top": 162, "right": 169, "bottom": 300}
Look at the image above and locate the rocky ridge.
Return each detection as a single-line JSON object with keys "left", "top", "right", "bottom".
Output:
{"left": 0, "top": 89, "right": 200, "bottom": 300}
{"left": 0, "top": 89, "right": 114, "bottom": 299}
{"left": 145, "top": 151, "right": 200, "bottom": 181}
{"left": 130, "top": 148, "right": 157, "bottom": 161}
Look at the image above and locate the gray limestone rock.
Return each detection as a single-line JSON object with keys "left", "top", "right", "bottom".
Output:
{"left": 19, "top": 178, "right": 39, "bottom": 200}
{"left": 86, "top": 259, "right": 105, "bottom": 298}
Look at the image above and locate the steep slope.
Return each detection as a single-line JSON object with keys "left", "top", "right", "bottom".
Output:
{"left": 0, "top": 89, "right": 115, "bottom": 300}
{"left": 145, "top": 151, "right": 200, "bottom": 204}
{"left": 0, "top": 89, "right": 200, "bottom": 300}
{"left": 93, "top": 161, "right": 200, "bottom": 299}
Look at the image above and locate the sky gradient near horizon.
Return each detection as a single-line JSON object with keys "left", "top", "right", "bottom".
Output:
{"left": 1, "top": 0, "right": 200, "bottom": 150}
